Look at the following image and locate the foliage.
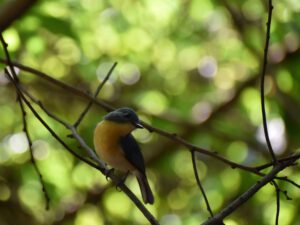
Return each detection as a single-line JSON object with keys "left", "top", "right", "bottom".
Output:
{"left": 1, "top": 0, "right": 300, "bottom": 225}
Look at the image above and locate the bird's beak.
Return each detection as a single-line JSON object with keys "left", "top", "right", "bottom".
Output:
{"left": 134, "top": 122, "right": 144, "bottom": 129}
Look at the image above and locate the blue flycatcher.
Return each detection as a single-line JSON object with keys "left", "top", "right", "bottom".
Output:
{"left": 94, "top": 108, "right": 154, "bottom": 204}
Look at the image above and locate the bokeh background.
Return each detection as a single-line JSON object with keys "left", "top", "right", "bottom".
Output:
{"left": 1, "top": 0, "right": 300, "bottom": 224}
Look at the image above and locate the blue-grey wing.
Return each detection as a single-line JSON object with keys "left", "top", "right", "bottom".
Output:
{"left": 120, "top": 134, "right": 146, "bottom": 175}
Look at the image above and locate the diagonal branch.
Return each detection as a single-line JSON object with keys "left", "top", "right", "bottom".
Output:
{"left": 1, "top": 58, "right": 297, "bottom": 182}
{"left": 73, "top": 62, "right": 117, "bottom": 128}
{"left": 0, "top": 58, "right": 262, "bottom": 173}
{"left": 191, "top": 150, "right": 214, "bottom": 218}
{"left": 1, "top": 33, "right": 50, "bottom": 210}
{"left": 1, "top": 35, "right": 159, "bottom": 225}
{"left": 20, "top": 85, "right": 159, "bottom": 225}
{"left": 16, "top": 86, "right": 50, "bottom": 210}
{"left": 201, "top": 155, "right": 300, "bottom": 225}
{"left": 0, "top": 58, "right": 114, "bottom": 111}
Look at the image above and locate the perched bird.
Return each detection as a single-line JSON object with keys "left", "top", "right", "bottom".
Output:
{"left": 94, "top": 108, "right": 154, "bottom": 204}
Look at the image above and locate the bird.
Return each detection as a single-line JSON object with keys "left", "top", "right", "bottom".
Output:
{"left": 93, "top": 107, "right": 154, "bottom": 204}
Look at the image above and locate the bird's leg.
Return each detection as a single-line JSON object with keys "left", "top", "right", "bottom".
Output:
{"left": 105, "top": 168, "right": 115, "bottom": 180}
{"left": 115, "top": 171, "right": 130, "bottom": 191}
{"left": 121, "top": 171, "right": 130, "bottom": 182}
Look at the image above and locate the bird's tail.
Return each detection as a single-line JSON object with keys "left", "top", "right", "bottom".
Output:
{"left": 136, "top": 172, "right": 154, "bottom": 204}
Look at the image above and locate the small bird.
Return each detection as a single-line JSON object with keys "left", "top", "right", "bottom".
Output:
{"left": 94, "top": 108, "right": 154, "bottom": 204}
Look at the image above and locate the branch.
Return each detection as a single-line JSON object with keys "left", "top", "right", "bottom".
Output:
{"left": 191, "top": 150, "right": 214, "bottom": 218}
{"left": 2, "top": 58, "right": 297, "bottom": 184}
{"left": 20, "top": 86, "right": 159, "bottom": 225}
{"left": 0, "top": 58, "right": 262, "bottom": 174}
{"left": 260, "top": 0, "right": 277, "bottom": 164}
{"left": 73, "top": 62, "right": 117, "bottom": 128}
{"left": 201, "top": 155, "right": 300, "bottom": 225}
{"left": 1, "top": 35, "right": 159, "bottom": 225}
{"left": 0, "top": 0, "right": 37, "bottom": 32}
{"left": 17, "top": 92, "right": 50, "bottom": 210}
{"left": 272, "top": 181, "right": 280, "bottom": 225}
{"left": 0, "top": 58, "right": 114, "bottom": 111}
{"left": 1, "top": 34, "right": 50, "bottom": 210}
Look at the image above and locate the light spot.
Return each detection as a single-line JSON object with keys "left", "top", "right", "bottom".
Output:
{"left": 3, "top": 29, "right": 20, "bottom": 51}
{"left": 75, "top": 204, "right": 104, "bottom": 225}
{"left": 191, "top": 101, "right": 212, "bottom": 123}
{"left": 242, "top": 0, "right": 263, "bottom": 21}
{"left": 119, "top": 63, "right": 140, "bottom": 85}
{"left": 276, "top": 69, "right": 293, "bottom": 92}
{"left": 223, "top": 219, "right": 239, "bottom": 225}
{"left": 8, "top": 132, "right": 28, "bottom": 154}
{"left": 56, "top": 38, "right": 81, "bottom": 65}
{"left": 269, "top": 44, "right": 285, "bottom": 63}
{"left": 256, "top": 118, "right": 286, "bottom": 155}
{"left": 135, "top": 91, "right": 168, "bottom": 115}
{"left": 42, "top": 57, "right": 67, "bottom": 78}
{"left": 198, "top": 56, "right": 217, "bottom": 78}
{"left": 0, "top": 184, "right": 11, "bottom": 201}
{"left": 96, "top": 62, "right": 118, "bottom": 83}
{"left": 0, "top": 70, "right": 10, "bottom": 85}
{"left": 226, "top": 141, "right": 248, "bottom": 163}
{"left": 32, "top": 140, "right": 49, "bottom": 160}
{"left": 284, "top": 32, "right": 299, "bottom": 52}
{"left": 160, "top": 214, "right": 182, "bottom": 225}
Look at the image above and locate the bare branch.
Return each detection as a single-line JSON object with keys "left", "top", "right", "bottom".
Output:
{"left": 1, "top": 34, "right": 50, "bottom": 210}
{"left": 0, "top": 0, "right": 37, "bottom": 32}
{"left": 20, "top": 85, "right": 159, "bottom": 225}
{"left": 16, "top": 87, "right": 50, "bottom": 210}
{"left": 74, "top": 62, "right": 117, "bottom": 128}
{"left": 11, "top": 75, "right": 159, "bottom": 225}
{"left": 272, "top": 181, "right": 280, "bottom": 225}
{"left": 260, "top": 0, "right": 277, "bottom": 164}
{"left": 0, "top": 58, "right": 264, "bottom": 174}
{"left": 2, "top": 58, "right": 298, "bottom": 184}
{"left": 0, "top": 58, "right": 114, "bottom": 111}
{"left": 1, "top": 35, "right": 159, "bottom": 225}
{"left": 191, "top": 150, "right": 214, "bottom": 218}
{"left": 201, "top": 156, "right": 300, "bottom": 225}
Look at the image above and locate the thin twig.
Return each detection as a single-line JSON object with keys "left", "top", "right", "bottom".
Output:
{"left": 255, "top": 154, "right": 299, "bottom": 172}
{"left": 278, "top": 177, "right": 300, "bottom": 189}
{"left": 260, "top": 0, "right": 277, "bottom": 164}
{"left": 21, "top": 87, "right": 104, "bottom": 166}
{"left": 191, "top": 150, "right": 214, "bottom": 218}
{"left": 201, "top": 155, "right": 300, "bottom": 225}
{"left": 1, "top": 58, "right": 298, "bottom": 184}
{"left": 0, "top": 35, "right": 19, "bottom": 82}
{"left": 0, "top": 58, "right": 263, "bottom": 174}
{"left": 73, "top": 62, "right": 117, "bottom": 128}
{"left": 1, "top": 35, "right": 159, "bottom": 224}
{"left": 1, "top": 55, "right": 299, "bottom": 193}
{"left": 272, "top": 181, "right": 280, "bottom": 225}
{"left": 0, "top": 58, "right": 114, "bottom": 111}
{"left": 6, "top": 72, "right": 159, "bottom": 225}
{"left": 17, "top": 91, "right": 50, "bottom": 210}
{"left": 1, "top": 34, "right": 50, "bottom": 210}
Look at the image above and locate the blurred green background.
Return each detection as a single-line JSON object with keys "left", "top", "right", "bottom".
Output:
{"left": 1, "top": 0, "right": 300, "bottom": 224}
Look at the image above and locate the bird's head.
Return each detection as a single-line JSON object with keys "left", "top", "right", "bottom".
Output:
{"left": 104, "top": 108, "right": 143, "bottom": 129}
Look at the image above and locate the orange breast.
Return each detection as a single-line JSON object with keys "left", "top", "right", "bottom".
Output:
{"left": 93, "top": 121, "right": 136, "bottom": 172}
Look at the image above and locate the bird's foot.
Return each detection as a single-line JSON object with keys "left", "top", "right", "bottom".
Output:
{"left": 105, "top": 168, "right": 115, "bottom": 181}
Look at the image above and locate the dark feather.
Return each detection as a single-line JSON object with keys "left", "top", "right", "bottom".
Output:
{"left": 120, "top": 134, "right": 146, "bottom": 174}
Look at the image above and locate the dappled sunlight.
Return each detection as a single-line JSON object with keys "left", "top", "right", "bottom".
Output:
{"left": 1, "top": 0, "right": 300, "bottom": 224}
